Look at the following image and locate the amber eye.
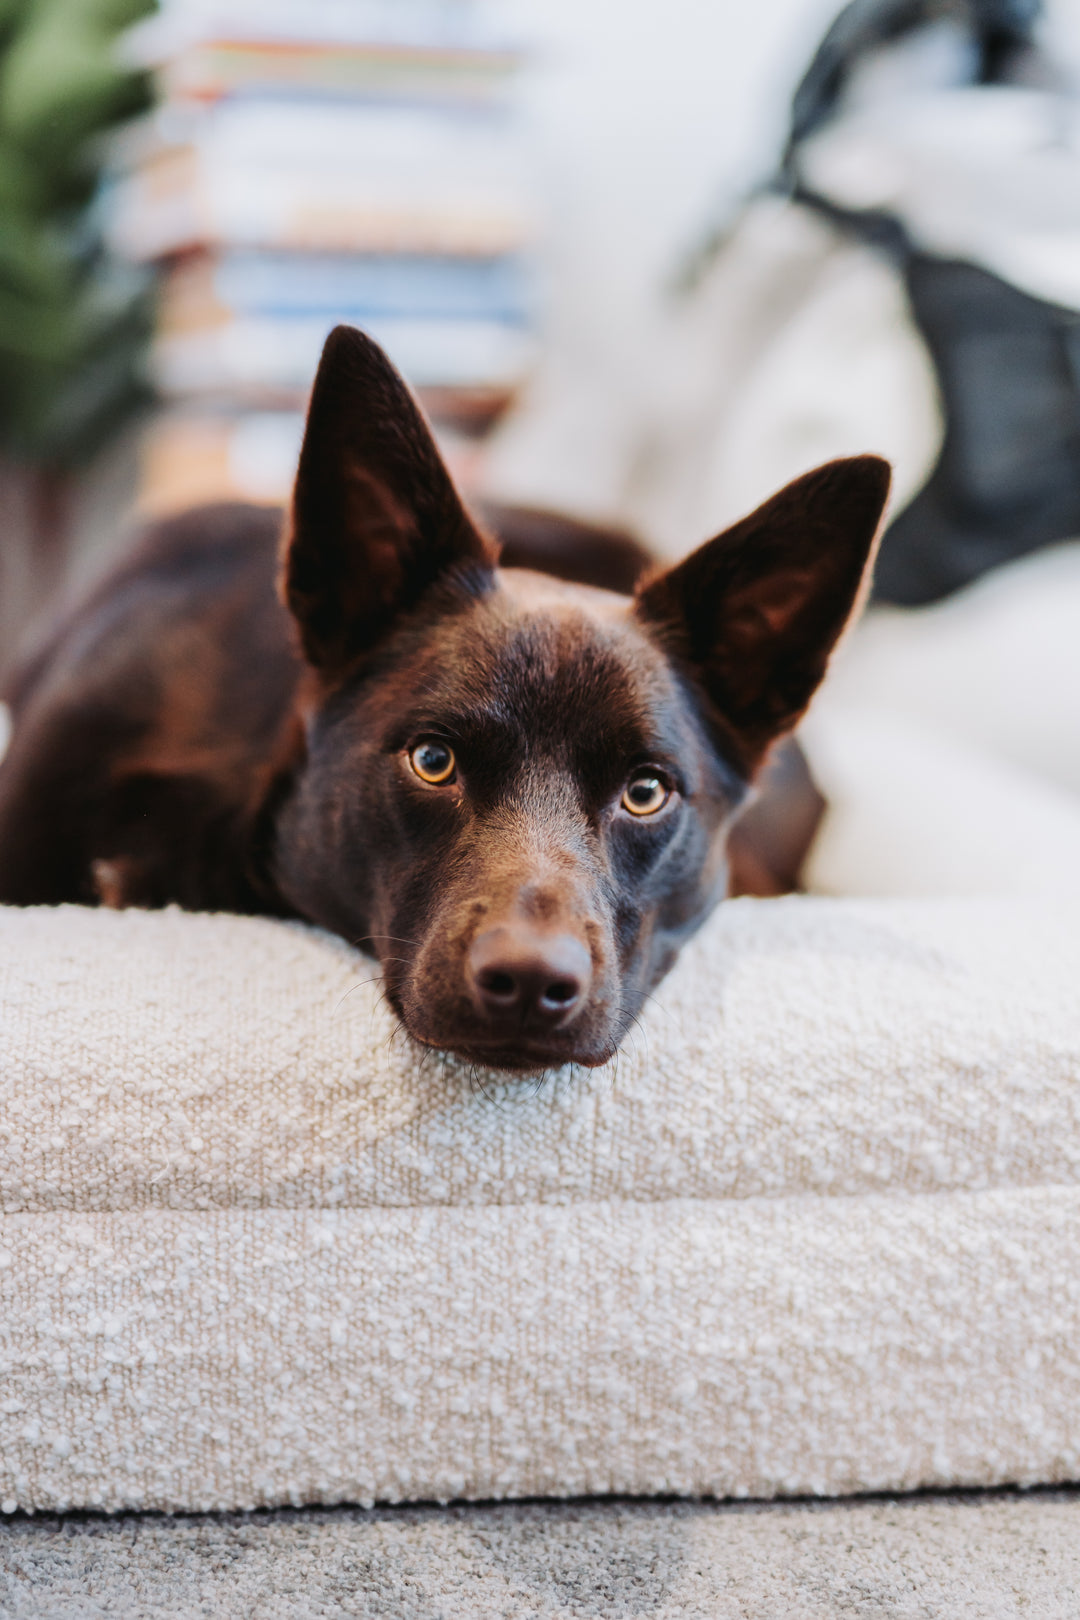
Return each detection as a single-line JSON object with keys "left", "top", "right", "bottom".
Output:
{"left": 408, "top": 740, "right": 456, "bottom": 785}
{"left": 621, "top": 774, "right": 669, "bottom": 816}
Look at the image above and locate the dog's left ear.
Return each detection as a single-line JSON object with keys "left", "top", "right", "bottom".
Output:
{"left": 635, "top": 456, "right": 891, "bottom": 770}
{"left": 284, "top": 324, "right": 497, "bottom": 674}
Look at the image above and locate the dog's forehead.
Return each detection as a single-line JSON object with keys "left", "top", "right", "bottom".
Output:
{"left": 380, "top": 565, "right": 705, "bottom": 778}
{"left": 460, "top": 567, "right": 676, "bottom": 711}
{"left": 367, "top": 565, "right": 686, "bottom": 761}
{"left": 495, "top": 566, "right": 633, "bottom": 623}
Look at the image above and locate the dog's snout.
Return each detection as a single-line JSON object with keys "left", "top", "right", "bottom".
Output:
{"left": 467, "top": 924, "right": 592, "bottom": 1028}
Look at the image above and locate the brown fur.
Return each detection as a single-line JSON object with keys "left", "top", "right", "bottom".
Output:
{"left": 0, "top": 326, "right": 890, "bottom": 1069}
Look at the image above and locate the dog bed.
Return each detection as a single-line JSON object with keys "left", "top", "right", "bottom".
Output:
{"left": 1, "top": 895, "right": 1079, "bottom": 1514}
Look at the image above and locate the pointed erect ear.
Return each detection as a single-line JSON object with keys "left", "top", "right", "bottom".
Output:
{"left": 283, "top": 325, "right": 497, "bottom": 673}
{"left": 634, "top": 456, "right": 892, "bottom": 770}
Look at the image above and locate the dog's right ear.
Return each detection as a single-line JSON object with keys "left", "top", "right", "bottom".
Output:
{"left": 283, "top": 325, "right": 497, "bottom": 674}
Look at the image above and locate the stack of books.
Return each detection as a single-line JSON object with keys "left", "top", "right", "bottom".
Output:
{"left": 109, "top": 0, "right": 535, "bottom": 512}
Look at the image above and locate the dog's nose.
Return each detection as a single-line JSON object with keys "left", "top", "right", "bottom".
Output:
{"left": 467, "top": 924, "right": 592, "bottom": 1028}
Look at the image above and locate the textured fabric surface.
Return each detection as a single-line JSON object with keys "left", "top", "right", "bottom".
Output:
{"left": 3, "top": 1492, "right": 1080, "bottom": 1618}
{"left": 1, "top": 897, "right": 1079, "bottom": 1512}
{"left": 801, "top": 539, "right": 1080, "bottom": 899}
{"left": 801, "top": 706, "right": 1080, "bottom": 899}
{"left": 4, "top": 897, "right": 1079, "bottom": 1211}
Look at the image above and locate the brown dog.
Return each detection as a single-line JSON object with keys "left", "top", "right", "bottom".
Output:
{"left": 0, "top": 326, "right": 890, "bottom": 1069}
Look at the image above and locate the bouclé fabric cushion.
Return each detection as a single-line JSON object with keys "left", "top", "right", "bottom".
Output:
{"left": 1, "top": 897, "right": 1078, "bottom": 1513}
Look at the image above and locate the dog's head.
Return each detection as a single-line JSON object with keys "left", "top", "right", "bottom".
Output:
{"left": 273, "top": 327, "right": 890, "bottom": 1070}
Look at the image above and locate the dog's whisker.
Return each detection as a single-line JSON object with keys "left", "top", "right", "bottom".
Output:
{"left": 530, "top": 1067, "right": 551, "bottom": 1099}
{"left": 613, "top": 1004, "right": 650, "bottom": 1064}
{"left": 333, "top": 975, "right": 384, "bottom": 1016}
{"left": 624, "top": 989, "right": 673, "bottom": 1031}
{"left": 415, "top": 1044, "right": 438, "bottom": 1081}
{"left": 469, "top": 1056, "right": 495, "bottom": 1108}
{"left": 616, "top": 1025, "right": 640, "bottom": 1065}
{"left": 368, "top": 988, "right": 397, "bottom": 1041}
{"left": 381, "top": 1019, "right": 409, "bottom": 1073}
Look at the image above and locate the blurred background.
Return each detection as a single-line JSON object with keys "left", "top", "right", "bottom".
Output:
{"left": 1, "top": 0, "right": 1079, "bottom": 894}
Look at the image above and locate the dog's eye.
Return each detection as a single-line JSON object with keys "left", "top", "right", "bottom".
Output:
{"left": 621, "top": 774, "right": 669, "bottom": 816}
{"left": 409, "top": 740, "right": 456, "bottom": 785}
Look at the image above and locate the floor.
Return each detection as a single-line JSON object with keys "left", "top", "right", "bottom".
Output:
{"left": 2, "top": 1488, "right": 1079, "bottom": 1618}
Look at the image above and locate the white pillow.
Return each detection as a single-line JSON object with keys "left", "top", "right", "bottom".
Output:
{"left": 822, "top": 541, "right": 1080, "bottom": 800}
{"left": 801, "top": 705, "right": 1080, "bottom": 897}
{"left": 800, "top": 541, "right": 1080, "bottom": 897}
{"left": 2, "top": 896, "right": 1079, "bottom": 1513}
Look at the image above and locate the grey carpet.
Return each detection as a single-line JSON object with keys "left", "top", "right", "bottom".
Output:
{"left": 2, "top": 1490, "right": 1079, "bottom": 1619}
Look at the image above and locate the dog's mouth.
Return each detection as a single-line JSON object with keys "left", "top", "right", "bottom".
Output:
{"left": 410, "top": 1029, "right": 614, "bottom": 1074}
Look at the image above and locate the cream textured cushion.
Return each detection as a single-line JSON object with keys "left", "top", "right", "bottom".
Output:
{"left": 801, "top": 707, "right": 1080, "bottom": 898}
{"left": 800, "top": 540, "right": 1080, "bottom": 899}
{"left": 1, "top": 897, "right": 1079, "bottom": 1513}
